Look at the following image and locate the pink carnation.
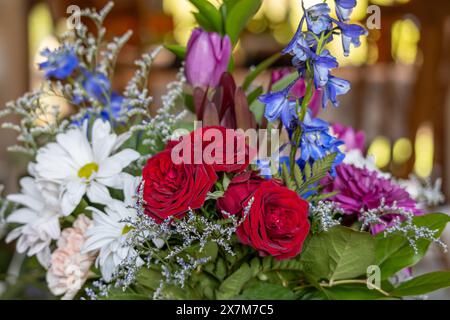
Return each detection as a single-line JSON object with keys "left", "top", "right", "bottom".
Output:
{"left": 46, "top": 214, "right": 95, "bottom": 300}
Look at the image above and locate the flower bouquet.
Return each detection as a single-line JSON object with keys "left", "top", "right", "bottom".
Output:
{"left": 1, "top": 0, "right": 449, "bottom": 300}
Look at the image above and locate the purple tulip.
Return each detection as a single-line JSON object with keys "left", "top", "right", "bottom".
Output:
{"left": 185, "top": 28, "right": 232, "bottom": 87}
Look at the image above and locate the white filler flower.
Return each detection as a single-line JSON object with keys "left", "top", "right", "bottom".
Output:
{"left": 82, "top": 176, "right": 150, "bottom": 282}
{"left": 6, "top": 177, "right": 61, "bottom": 268}
{"left": 35, "top": 119, "right": 140, "bottom": 216}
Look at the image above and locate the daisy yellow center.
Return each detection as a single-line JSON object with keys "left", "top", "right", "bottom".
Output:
{"left": 122, "top": 225, "right": 133, "bottom": 235}
{"left": 78, "top": 162, "right": 99, "bottom": 179}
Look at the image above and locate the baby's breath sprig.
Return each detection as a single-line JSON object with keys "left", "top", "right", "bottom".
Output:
{"left": 310, "top": 201, "right": 343, "bottom": 233}
{"left": 359, "top": 200, "right": 448, "bottom": 255}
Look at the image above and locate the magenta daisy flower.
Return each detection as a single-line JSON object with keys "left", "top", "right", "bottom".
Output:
{"left": 322, "top": 164, "right": 422, "bottom": 233}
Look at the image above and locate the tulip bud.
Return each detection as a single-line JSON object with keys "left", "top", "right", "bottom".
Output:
{"left": 185, "top": 28, "right": 232, "bottom": 87}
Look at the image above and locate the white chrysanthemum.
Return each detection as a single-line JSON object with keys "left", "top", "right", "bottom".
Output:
{"left": 6, "top": 176, "right": 61, "bottom": 268}
{"left": 343, "top": 149, "right": 391, "bottom": 179}
{"left": 82, "top": 176, "right": 162, "bottom": 282}
{"left": 35, "top": 119, "right": 140, "bottom": 216}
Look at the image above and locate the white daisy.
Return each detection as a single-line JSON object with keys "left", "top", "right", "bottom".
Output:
{"left": 35, "top": 119, "right": 140, "bottom": 216}
{"left": 6, "top": 176, "right": 61, "bottom": 268}
{"left": 82, "top": 175, "right": 159, "bottom": 282}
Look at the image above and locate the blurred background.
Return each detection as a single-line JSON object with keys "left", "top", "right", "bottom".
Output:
{"left": 0, "top": 0, "right": 449, "bottom": 299}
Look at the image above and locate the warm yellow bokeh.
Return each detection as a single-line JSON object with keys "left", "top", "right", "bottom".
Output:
{"left": 368, "top": 136, "right": 392, "bottom": 168}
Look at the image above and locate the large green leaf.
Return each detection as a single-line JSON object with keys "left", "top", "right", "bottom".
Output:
{"left": 321, "top": 284, "right": 388, "bottom": 300}
{"left": 216, "top": 263, "right": 253, "bottom": 299}
{"left": 299, "top": 226, "right": 376, "bottom": 282}
{"left": 390, "top": 271, "right": 450, "bottom": 297}
{"left": 375, "top": 213, "right": 450, "bottom": 280}
{"left": 225, "top": 0, "right": 262, "bottom": 44}
{"left": 189, "top": 0, "right": 223, "bottom": 33}
{"left": 240, "top": 282, "right": 295, "bottom": 300}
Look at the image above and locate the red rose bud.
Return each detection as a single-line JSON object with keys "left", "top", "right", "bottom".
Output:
{"left": 218, "top": 173, "right": 310, "bottom": 260}
{"left": 167, "top": 126, "right": 256, "bottom": 173}
{"left": 141, "top": 150, "right": 217, "bottom": 223}
{"left": 185, "top": 28, "right": 232, "bottom": 87}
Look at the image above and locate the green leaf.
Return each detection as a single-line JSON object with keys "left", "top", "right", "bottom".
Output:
{"left": 390, "top": 271, "right": 450, "bottom": 297}
{"left": 225, "top": 0, "right": 262, "bottom": 44}
{"left": 216, "top": 263, "right": 253, "bottom": 299}
{"left": 105, "top": 290, "right": 149, "bottom": 300}
{"left": 271, "top": 72, "right": 298, "bottom": 91}
{"left": 164, "top": 44, "right": 186, "bottom": 59}
{"left": 247, "top": 86, "right": 263, "bottom": 106}
{"left": 135, "top": 267, "right": 162, "bottom": 291}
{"left": 299, "top": 226, "right": 376, "bottom": 282}
{"left": 375, "top": 213, "right": 450, "bottom": 279}
{"left": 321, "top": 284, "right": 388, "bottom": 300}
{"left": 240, "top": 282, "right": 295, "bottom": 300}
{"left": 293, "top": 164, "right": 304, "bottom": 190}
{"left": 206, "top": 190, "right": 225, "bottom": 200}
{"left": 189, "top": 0, "right": 223, "bottom": 33}
{"left": 298, "top": 153, "right": 337, "bottom": 195}
{"left": 242, "top": 52, "right": 282, "bottom": 90}
{"left": 249, "top": 99, "right": 265, "bottom": 125}
{"left": 281, "top": 162, "right": 296, "bottom": 191}
{"left": 222, "top": 0, "right": 241, "bottom": 13}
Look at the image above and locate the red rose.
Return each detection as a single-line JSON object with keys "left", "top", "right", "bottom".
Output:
{"left": 142, "top": 149, "right": 217, "bottom": 223}
{"left": 218, "top": 173, "right": 310, "bottom": 260}
{"left": 168, "top": 126, "right": 256, "bottom": 173}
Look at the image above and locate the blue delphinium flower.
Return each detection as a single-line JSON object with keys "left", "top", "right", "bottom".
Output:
{"left": 305, "top": 3, "right": 333, "bottom": 35}
{"left": 83, "top": 72, "right": 111, "bottom": 104}
{"left": 259, "top": 84, "right": 299, "bottom": 129}
{"left": 322, "top": 76, "right": 351, "bottom": 108}
{"left": 311, "top": 50, "right": 339, "bottom": 88}
{"left": 100, "top": 93, "right": 127, "bottom": 121}
{"left": 39, "top": 46, "right": 78, "bottom": 80}
{"left": 335, "top": 0, "right": 357, "bottom": 22}
{"left": 298, "top": 111, "right": 345, "bottom": 173}
{"left": 72, "top": 92, "right": 128, "bottom": 126}
{"left": 334, "top": 20, "right": 368, "bottom": 56}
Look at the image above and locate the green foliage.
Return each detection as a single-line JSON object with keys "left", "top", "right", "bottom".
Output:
{"left": 375, "top": 213, "right": 450, "bottom": 280}
{"left": 389, "top": 271, "right": 450, "bottom": 297}
{"left": 189, "top": 0, "right": 223, "bottom": 33}
{"left": 164, "top": 44, "right": 186, "bottom": 59}
{"left": 279, "top": 153, "right": 337, "bottom": 199}
{"left": 321, "top": 284, "right": 388, "bottom": 300}
{"left": 216, "top": 262, "right": 253, "bottom": 299}
{"left": 240, "top": 282, "right": 296, "bottom": 300}
{"left": 224, "top": 0, "right": 262, "bottom": 44}
{"left": 299, "top": 226, "right": 376, "bottom": 282}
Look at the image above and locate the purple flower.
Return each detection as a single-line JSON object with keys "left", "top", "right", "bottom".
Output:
{"left": 305, "top": 3, "right": 333, "bottom": 35}
{"left": 322, "top": 164, "right": 422, "bottom": 234}
{"left": 311, "top": 50, "right": 339, "bottom": 88}
{"left": 185, "top": 28, "right": 232, "bottom": 87}
{"left": 39, "top": 46, "right": 78, "bottom": 80}
{"left": 83, "top": 72, "right": 111, "bottom": 104}
{"left": 331, "top": 123, "right": 366, "bottom": 152}
{"left": 269, "top": 68, "right": 292, "bottom": 87}
{"left": 322, "top": 75, "right": 351, "bottom": 108}
{"left": 298, "top": 111, "right": 345, "bottom": 170}
{"left": 335, "top": 0, "right": 357, "bottom": 22}
{"left": 259, "top": 88, "right": 297, "bottom": 129}
{"left": 334, "top": 20, "right": 368, "bottom": 57}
